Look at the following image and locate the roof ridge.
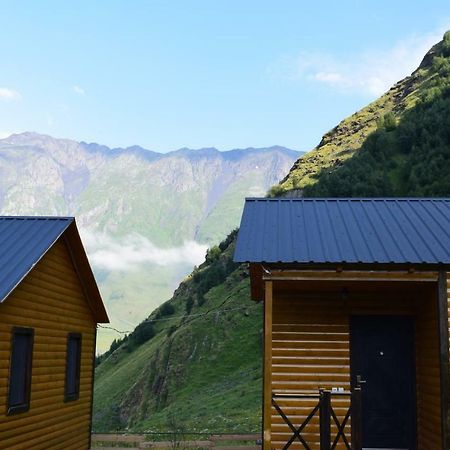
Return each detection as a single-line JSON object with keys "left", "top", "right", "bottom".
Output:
{"left": 245, "top": 197, "right": 450, "bottom": 202}
{"left": 0, "top": 216, "right": 74, "bottom": 220}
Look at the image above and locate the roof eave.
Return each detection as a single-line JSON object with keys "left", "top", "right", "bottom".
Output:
{"left": 63, "top": 221, "right": 109, "bottom": 323}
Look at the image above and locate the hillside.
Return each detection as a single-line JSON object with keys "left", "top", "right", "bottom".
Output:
{"left": 0, "top": 134, "right": 298, "bottom": 350}
{"left": 93, "top": 33, "right": 450, "bottom": 432}
{"left": 278, "top": 31, "right": 450, "bottom": 195}
{"left": 94, "top": 235, "right": 262, "bottom": 432}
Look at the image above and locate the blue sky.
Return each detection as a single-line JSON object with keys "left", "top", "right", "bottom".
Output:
{"left": 1, "top": 1, "right": 449, "bottom": 152}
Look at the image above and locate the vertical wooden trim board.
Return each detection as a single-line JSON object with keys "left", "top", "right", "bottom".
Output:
{"left": 263, "top": 281, "right": 273, "bottom": 450}
{"left": 438, "top": 270, "right": 450, "bottom": 449}
{"left": 447, "top": 272, "right": 450, "bottom": 447}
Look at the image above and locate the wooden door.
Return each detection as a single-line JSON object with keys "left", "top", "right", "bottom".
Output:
{"left": 350, "top": 316, "right": 416, "bottom": 449}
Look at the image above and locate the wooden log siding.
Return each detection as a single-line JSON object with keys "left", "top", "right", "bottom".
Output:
{"left": 447, "top": 272, "right": 450, "bottom": 446}
{"left": 0, "top": 239, "right": 96, "bottom": 450}
{"left": 271, "top": 292, "right": 350, "bottom": 450}
{"left": 268, "top": 278, "right": 447, "bottom": 450}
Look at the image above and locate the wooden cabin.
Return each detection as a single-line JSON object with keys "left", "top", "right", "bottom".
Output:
{"left": 234, "top": 198, "right": 450, "bottom": 450}
{"left": 0, "top": 217, "right": 108, "bottom": 449}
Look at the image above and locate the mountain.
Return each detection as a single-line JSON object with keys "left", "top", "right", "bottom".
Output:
{"left": 93, "top": 32, "right": 450, "bottom": 432}
{"left": 276, "top": 31, "right": 450, "bottom": 196}
{"left": 0, "top": 132, "right": 299, "bottom": 350}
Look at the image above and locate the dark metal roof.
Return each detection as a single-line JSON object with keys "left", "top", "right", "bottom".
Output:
{"left": 0, "top": 217, "right": 73, "bottom": 302}
{"left": 234, "top": 198, "right": 450, "bottom": 265}
{"left": 0, "top": 216, "right": 109, "bottom": 322}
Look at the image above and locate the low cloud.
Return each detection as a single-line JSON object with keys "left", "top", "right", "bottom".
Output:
{"left": 81, "top": 230, "right": 208, "bottom": 272}
{"left": 270, "top": 27, "right": 450, "bottom": 97}
{"left": 72, "top": 85, "right": 86, "bottom": 96}
{"left": 0, "top": 88, "right": 21, "bottom": 100}
{"left": 0, "top": 131, "right": 14, "bottom": 139}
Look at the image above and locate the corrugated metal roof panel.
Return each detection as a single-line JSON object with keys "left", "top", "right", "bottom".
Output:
{"left": 234, "top": 198, "right": 450, "bottom": 265}
{"left": 0, "top": 217, "right": 73, "bottom": 302}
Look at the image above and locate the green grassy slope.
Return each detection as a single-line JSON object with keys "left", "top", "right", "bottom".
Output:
{"left": 301, "top": 58, "right": 450, "bottom": 197}
{"left": 278, "top": 31, "right": 450, "bottom": 195}
{"left": 94, "top": 236, "right": 262, "bottom": 432}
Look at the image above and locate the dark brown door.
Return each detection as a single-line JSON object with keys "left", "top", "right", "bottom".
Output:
{"left": 350, "top": 316, "right": 416, "bottom": 449}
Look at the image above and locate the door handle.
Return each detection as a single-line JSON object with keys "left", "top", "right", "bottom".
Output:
{"left": 356, "top": 375, "right": 367, "bottom": 387}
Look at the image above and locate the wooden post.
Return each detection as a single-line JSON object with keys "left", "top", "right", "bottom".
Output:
{"left": 437, "top": 271, "right": 449, "bottom": 449}
{"left": 351, "top": 388, "right": 362, "bottom": 450}
{"left": 263, "top": 280, "right": 273, "bottom": 450}
{"left": 319, "top": 390, "right": 331, "bottom": 450}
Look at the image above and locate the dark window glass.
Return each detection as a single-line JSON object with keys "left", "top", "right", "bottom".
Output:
{"left": 8, "top": 327, "right": 34, "bottom": 415}
{"left": 65, "top": 333, "right": 81, "bottom": 401}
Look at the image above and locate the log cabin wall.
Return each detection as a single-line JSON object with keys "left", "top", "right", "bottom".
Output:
{"left": 271, "top": 287, "right": 350, "bottom": 449}
{"left": 447, "top": 272, "right": 450, "bottom": 447}
{"left": 415, "top": 284, "right": 441, "bottom": 449}
{"left": 0, "top": 238, "right": 96, "bottom": 450}
{"left": 268, "top": 278, "right": 444, "bottom": 450}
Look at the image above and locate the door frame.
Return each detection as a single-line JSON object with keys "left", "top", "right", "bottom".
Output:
{"left": 349, "top": 314, "right": 418, "bottom": 450}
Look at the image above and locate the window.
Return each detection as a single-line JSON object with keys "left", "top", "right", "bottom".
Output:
{"left": 65, "top": 333, "right": 82, "bottom": 401}
{"left": 8, "top": 327, "right": 34, "bottom": 415}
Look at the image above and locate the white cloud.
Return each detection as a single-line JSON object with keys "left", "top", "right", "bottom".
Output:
{"left": 0, "top": 88, "right": 21, "bottom": 100}
{"left": 72, "top": 85, "right": 86, "bottom": 96}
{"left": 270, "top": 27, "right": 450, "bottom": 97}
{"left": 0, "top": 131, "right": 14, "bottom": 139}
{"left": 81, "top": 230, "right": 208, "bottom": 272}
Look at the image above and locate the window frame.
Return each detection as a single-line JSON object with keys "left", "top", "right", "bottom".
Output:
{"left": 64, "top": 332, "right": 82, "bottom": 402}
{"left": 7, "top": 327, "right": 34, "bottom": 415}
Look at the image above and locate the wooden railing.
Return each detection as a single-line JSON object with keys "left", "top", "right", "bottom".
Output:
{"left": 272, "top": 388, "right": 362, "bottom": 450}
{"left": 90, "top": 433, "right": 262, "bottom": 450}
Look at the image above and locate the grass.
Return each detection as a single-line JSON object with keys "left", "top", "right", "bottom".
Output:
{"left": 93, "top": 243, "right": 263, "bottom": 432}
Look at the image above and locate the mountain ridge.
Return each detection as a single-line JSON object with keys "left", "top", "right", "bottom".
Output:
{"left": 5, "top": 131, "right": 299, "bottom": 161}
{"left": 0, "top": 131, "right": 299, "bottom": 351}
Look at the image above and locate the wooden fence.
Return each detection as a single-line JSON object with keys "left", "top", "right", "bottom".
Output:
{"left": 90, "top": 433, "right": 261, "bottom": 450}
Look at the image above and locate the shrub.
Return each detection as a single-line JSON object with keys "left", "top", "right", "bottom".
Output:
{"left": 377, "top": 112, "right": 397, "bottom": 131}
{"left": 167, "top": 325, "right": 178, "bottom": 337}
{"left": 160, "top": 302, "right": 175, "bottom": 316}
{"left": 131, "top": 321, "right": 155, "bottom": 346}
{"left": 185, "top": 297, "right": 194, "bottom": 314}
{"left": 267, "top": 184, "right": 286, "bottom": 198}
{"left": 205, "top": 245, "right": 221, "bottom": 262}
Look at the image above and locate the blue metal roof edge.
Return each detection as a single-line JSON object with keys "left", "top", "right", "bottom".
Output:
{"left": 0, "top": 215, "right": 75, "bottom": 219}
{"left": 243, "top": 197, "right": 450, "bottom": 201}
{"left": 234, "top": 198, "right": 450, "bottom": 264}
{"left": 0, "top": 217, "right": 74, "bottom": 303}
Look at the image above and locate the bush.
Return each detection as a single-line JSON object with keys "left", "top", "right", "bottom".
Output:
{"left": 267, "top": 184, "right": 286, "bottom": 198}
{"left": 205, "top": 245, "right": 221, "bottom": 263}
{"left": 159, "top": 302, "right": 175, "bottom": 316}
{"left": 131, "top": 321, "right": 155, "bottom": 346}
{"left": 167, "top": 325, "right": 178, "bottom": 337}
{"left": 218, "top": 229, "right": 238, "bottom": 251}
{"left": 185, "top": 297, "right": 194, "bottom": 314}
{"left": 197, "top": 294, "right": 206, "bottom": 307}
{"left": 377, "top": 112, "right": 397, "bottom": 131}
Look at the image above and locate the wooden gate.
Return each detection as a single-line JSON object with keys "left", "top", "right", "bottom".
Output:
{"left": 271, "top": 389, "right": 362, "bottom": 450}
